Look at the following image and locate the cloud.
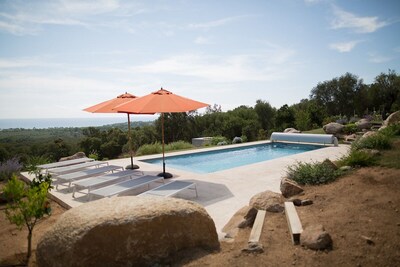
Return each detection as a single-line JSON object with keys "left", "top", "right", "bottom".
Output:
{"left": 329, "top": 41, "right": 360, "bottom": 52}
{"left": 131, "top": 48, "right": 296, "bottom": 82}
{"left": 331, "top": 6, "right": 388, "bottom": 33}
{"left": 368, "top": 53, "right": 392, "bottom": 63}
{"left": 194, "top": 36, "right": 212, "bottom": 45}
{"left": 188, "top": 15, "right": 250, "bottom": 30}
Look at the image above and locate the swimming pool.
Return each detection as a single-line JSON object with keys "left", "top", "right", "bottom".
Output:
{"left": 141, "top": 142, "right": 323, "bottom": 174}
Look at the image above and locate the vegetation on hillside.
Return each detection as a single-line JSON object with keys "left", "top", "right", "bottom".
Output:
{"left": 0, "top": 70, "right": 399, "bottom": 166}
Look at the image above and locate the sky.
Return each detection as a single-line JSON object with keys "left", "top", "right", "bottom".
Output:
{"left": 0, "top": 0, "right": 399, "bottom": 119}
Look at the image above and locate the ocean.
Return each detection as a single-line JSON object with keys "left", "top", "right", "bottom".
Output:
{"left": 0, "top": 117, "right": 135, "bottom": 129}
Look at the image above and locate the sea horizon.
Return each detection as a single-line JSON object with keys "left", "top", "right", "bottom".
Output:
{"left": 0, "top": 117, "right": 153, "bottom": 130}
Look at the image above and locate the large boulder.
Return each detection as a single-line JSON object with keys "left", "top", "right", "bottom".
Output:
{"left": 284, "top": 128, "right": 301, "bottom": 133}
{"left": 360, "top": 131, "right": 378, "bottom": 140}
{"left": 383, "top": 110, "right": 400, "bottom": 127}
{"left": 222, "top": 205, "right": 257, "bottom": 238}
{"left": 355, "top": 118, "right": 372, "bottom": 131}
{"left": 59, "top": 152, "right": 86, "bottom": 162}
{"left": 249, "top": 190, "right": 284, "bottom": 213}
{"left": 323, "top": 122, "right": 344, "bottom": 135}
{"left": 36, "top": 196, "right": 219, "bottom": 267}
{"left": 301, "top": 224, "right": 332, "bottom": 250}
{"left": 280, "top": 178, "right": 304, "bottom": 198}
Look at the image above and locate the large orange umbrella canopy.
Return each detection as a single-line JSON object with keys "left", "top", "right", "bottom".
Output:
{"left": 83, "top": 92, "right": 140, "bottom": 169}
{"left": 114, "top": 88, "right": 209, "bottom": 114}
{"left": 84, "top": 93, "right": 138, "bottom": 113}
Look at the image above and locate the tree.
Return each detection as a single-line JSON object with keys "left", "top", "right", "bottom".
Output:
{"left": 254, "top": 99, "right": 276, "bottom": 130}
{"left": 3, "top": 175, "right": 51, "bottom": 260}
{"left": 275, "top": 104, "right": 295, "bottom": 131}
{"left": 371, "top": 69, "right": 400, "bottom": 117}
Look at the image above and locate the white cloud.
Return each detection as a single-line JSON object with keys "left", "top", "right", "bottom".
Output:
{"left": 131, "top": 48, "right": 296, "bottom": 83}
{"left": 188, "top": 15, "right": 250, "bottom": 30}
{"left": 368, "top": 53, "right": 392, "bottom": 63}
{"left": 194, "top": 36, "right": 212, "bottom": 45}
{"left": 329, "top": 41, "right": 360, "bottom": 52}
{"left": 331, "top": 6, "right": 388, "bottom": 33}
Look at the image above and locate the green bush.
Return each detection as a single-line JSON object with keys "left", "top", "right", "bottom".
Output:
{"left": 338, "top": 150, "right": 376, "bottom": 167}
{"left": 286, "top": 161, "right": 341, "bottom": 185}
{"left": 166, "top": 141, "right": 193, "bottom": 151}
{"left": 379, "top": 123, "right": 400, "bottom": 137}
{"left": 211, "top": 136, "right": 228, "bottom": 145}
{"left": 353, "top": 133, "right": 392, "bottom": 150}
{"left": 343, "top": 123, "right": 358, "bottom": 134}
{"left": 136, "top": 142, "right": 162, "bottom": 156}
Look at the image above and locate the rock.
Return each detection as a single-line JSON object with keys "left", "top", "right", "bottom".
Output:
{"left": 59, "top": 152, "right": 86, "bottom": 162}
{"left": 323, "top": 122, "right": 344, "bottom": 135}
{"left": 292, "top": 199, "right": 302, "bottom": 206}
{"left": 344, "top": 134, "right": 357, "bottom": 142}
{"left": 250, "top": 190, "right": 284, "bottom": 213}
{"left": 361, "top": 235, "right": 375, "bottom": 245}
{"left": 355, "top": 118, "right": 372, "bottom": 131}
{"left": 301, "top": 224, "right": 332, "bottom": 250}
{"left": 383, "top": 110, "right": 400, "bottom": 127}
{"left": 322, "top": 159, "right": 338, "bottom": 170}
{"left": 223, "top": 206, "right": 256, "bottom": 239}
{"left": 280, "top": 178, "right": 304, "bottom": 198}
{"left": 359, "top": 149, "right": 380, "bottom": 156}
{"left": 339, "top": 166, "right": 352, "bottom": 171}
{"left": 284, "top": 128, "right": 301, "bottom": 133}
{"left": 301, "top": 199, "right": 313, "bottom": 206}
{"left": 242, "top": 242, "right": 264, "bottom": 253}
{"left": 36, "top": 196, "right": 219, "bottom": 267}
{"left": 232, "top": 136, "right": 242, "bottom": 144}
{"left": 360, "top": 131, "right": 378, "bottom": 139}
{"left": 217, "top": 141, "right": 227, "bottom": 146}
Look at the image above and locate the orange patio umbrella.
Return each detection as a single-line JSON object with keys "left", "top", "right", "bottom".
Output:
{"left": 84, "top": 92, "right": 141, "bottom": 169}
{"left": 114, "top": 88, "right": 209, "bottom": 178}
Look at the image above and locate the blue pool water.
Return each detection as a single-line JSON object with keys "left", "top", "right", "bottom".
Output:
{"left": 141, "top": 143, "right": 323, "bottom": 174}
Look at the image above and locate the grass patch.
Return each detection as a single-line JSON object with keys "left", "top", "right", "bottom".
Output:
{"left": 353, "top": 133, "right": 392, "bottom": 150}
{"left": 377, "top": 137, "right": 400, "bottom": 169}
{"left": 136, "top": 141, "right": 194, "bottom": 156}
{"left": 286, "top": 160, "right": 342, "bottom": 185}
{"left": 338, "top": 150, "right": 376, "bottom": 167}
{"left": 303, "top": 128, "right": 325, "bottom": 134}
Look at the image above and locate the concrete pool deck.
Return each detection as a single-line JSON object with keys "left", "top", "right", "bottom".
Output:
{"left": 22, "top": 141, "right": 349, "bottom": 237}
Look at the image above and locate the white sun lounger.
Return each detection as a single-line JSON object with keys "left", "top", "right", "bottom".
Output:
{"left": 56, "top": 165, "right": 123, "bottom": 189}
{"left": 72, "top": 169, "right": 142, "bottom": 199}
{"left": 38, "top": 157, "right": 94, "bottom": 171}
{"left": 89, "top": 175, "right": 164, "bottom": 201}
{"left": 48, "top": 161, "right": 108, "bottom": 176}
{"left": 139, "top": 181, "right": 198, "bottom": 198}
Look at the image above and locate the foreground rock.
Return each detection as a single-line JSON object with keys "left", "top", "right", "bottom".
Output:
{"left": 250, "top": 190, "right": 284, "bottom": 212}
{"left": 222, "top": 206, "right": 257, "bottom": 239}
{"left": 383, "top": 110, "right": 400, "bottom": 127}
{"left": 59, "top": 152, "right": 86, "bottom": 161}
{"left": 323, "top": 122, "right": 344, "bottom": 135}
{"left": 301, "top": 224, "right": 332, "bottom": 250}
{"left": 280, "top": 178, "right": 304, "bottom": 198}
{"left": 361, "top": 131, "right": 378, "bottom": 139}
{"left": 37, "top": 196, "right": 219, "bottom": 267}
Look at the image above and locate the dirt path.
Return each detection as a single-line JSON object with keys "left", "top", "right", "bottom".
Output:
{"left": 1, "top": 167, "right": 400, "bottom": 266}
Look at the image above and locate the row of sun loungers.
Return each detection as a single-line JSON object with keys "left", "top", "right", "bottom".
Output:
{"left": 38, "top": 158, "right": 197, "bottom": 201}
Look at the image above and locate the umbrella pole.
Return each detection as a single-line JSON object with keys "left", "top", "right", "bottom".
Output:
{"left": 158, "top": 112, "right": 172, "bottom": 178}
{"left": 127, "top": 113, "right": 139, "bottom": 170}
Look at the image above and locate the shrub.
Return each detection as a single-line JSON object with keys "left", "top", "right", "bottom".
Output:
{"left": 211, "top": 136, "right": 228, "bottom": 145}
{"left": 338, "top": 150, "right": 376, "bottom": 167}
{"left": 0, "top": 157, "right": 22, "bottom": 181}
{"left": 343, "top": 123, "right": 358, "bottom": 134}
{"left": 136, "top": 142, "right": 162, "bottom": 156}
{"left": 166, "top": 141, "right": 193, "bottom": 151}
{"left": 379, "top": 123, "right": 400, "bottom": 137}
{"left": 353, "top": 134, "right": 392, "bottom": 150}
{"left": 24, "top": 155, "right": 49, "bottom": 177}
{"left": 286, "top": 161, "right": 341, "bottom": 185}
